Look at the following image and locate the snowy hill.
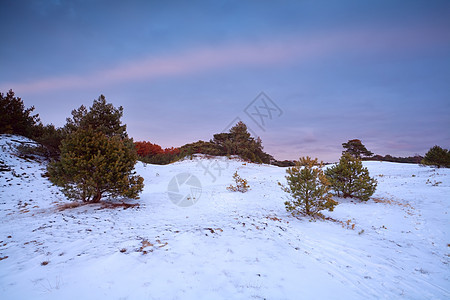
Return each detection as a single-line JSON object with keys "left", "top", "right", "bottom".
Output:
{"left": 0, "top": 134, "right": 449, "bottom": 299}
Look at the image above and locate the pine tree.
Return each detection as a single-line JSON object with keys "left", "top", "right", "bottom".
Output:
{"left": 0, "top": 89, "right": 40, "bottom": 137}
{"left": 281, "top": 157, "right": 337, "bottom": 216}
{"left": 421, "top": 145, "right": 450, "bottom": 168}
{"left": 48, "top": 95, "right": 143, "bottom": 203}
{"left": 227, "top": 171, "right": 250, "bottom": 193}
{"left": 48, "top": 128, "right": 144, "bottom": 202}
{"left": 325, "top": 153, "right": 377, "bottom": 201}
{"left": 64, "top": 95, "right": 126, "bottom": 138}
{"left": 210, "top": 121, "right": 273, "bottom": 163}
{"left": 342, "top": 139, "right": 373, "bottom": 158}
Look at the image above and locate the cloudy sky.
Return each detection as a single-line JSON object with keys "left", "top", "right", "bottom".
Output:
{"left": 1, "top": 0, "right": 449, "bottom": 161}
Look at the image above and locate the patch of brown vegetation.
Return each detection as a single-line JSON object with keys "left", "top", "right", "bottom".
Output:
{"left": 320, "top": 215, "right": 357, "bottom": 230}
{"left": 57, "top": 202, "right": 83, "bottom": 211}
{"left": 98, "top": 202, "right": 140, "bottom": 210}
{"left": 266, "top": 216, "right": 283, "bottom": 222}
{"left": 372, "top": 197, "right": 415, "bottom": 212}
{"left": 204, "top": 228, "right": 223, "bottom": 234}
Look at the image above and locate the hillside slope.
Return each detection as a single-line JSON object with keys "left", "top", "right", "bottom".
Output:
{"left": 0, "top": 134, "right": 449, "bottom": 299}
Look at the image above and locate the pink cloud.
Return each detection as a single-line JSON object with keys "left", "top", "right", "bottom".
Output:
{"left": 2, "top": 25, "right": 447, "bottom": 94}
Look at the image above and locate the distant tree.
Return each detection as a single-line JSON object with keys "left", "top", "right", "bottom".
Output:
{"left": 48, "top": 95, "right": 143, "bottom": 203}
{"left": 281, "top": 157, "right": 337, "bottom": 217}
{"left": 368, "top": 154, "right": 423, "bottom": 164}
{"left": 135, "top": 141, "right": 164, "bottom": 157}
{"left": 211, "top": 121, "right": 274, "bottom": 163}
{"left": 342, "top": 139, "right": 373, "bottom": 158}
{"left": 421, "top": 145, "right": 450, "bottom": 168}
{"left": 325, "top": 153, "right": 377, "bottom": 201}
{"left": 134, "top": 141, "right": 181, "bottom": 165}
{"left": 272, "top": 160, "right": 296, "bottom": 167}
{"left": 32, "top": 123, "right": 65, "bottom": 158}
{"left": 179, "top": 140, "right": 216, "bottom": 157}
{"left": 0, "top": 89, "right": 40, "bottom": 137}
{"left": 135, "top": 122, "right": 275, "bottom": 165}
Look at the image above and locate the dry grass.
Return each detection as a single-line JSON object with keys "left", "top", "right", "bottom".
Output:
{"left": 372, "top": 197, "right": 414, "bottom": 209}
{"left": 57, "top": 201, "right": 139, "bottom": 211}
{"left": 98, "top": 202, "right": 140, "bottom": 210}
{"left": 266, "top": 216, "right": 283, "bottom": 222}
{"left": 138, "top": 239, "right": 169, "bottom": 254}
{"left": 57, "top": 202, "right": 83, "bottom": 211}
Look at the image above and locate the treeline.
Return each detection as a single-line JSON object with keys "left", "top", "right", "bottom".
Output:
{"left": 345, "top": 139, "right": 449, "bottom": 168}
{"left": 0, "top": 89, "right": 64, "bottom": 158}
{"left": 135, "top": 121, "right": 276, "bottom": 165}
{"left": 365, "top": 155, "right": 423, "bottom": 164}
{"left": 0, "top": 89, "right": 276, "bottom": 166}
{"left": 1, "top": 89, "right": 449, "bottom": 170}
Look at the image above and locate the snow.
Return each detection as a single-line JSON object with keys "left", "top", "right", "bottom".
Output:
{"left": 0, "top": 134, "right": 449, "bottom": 299}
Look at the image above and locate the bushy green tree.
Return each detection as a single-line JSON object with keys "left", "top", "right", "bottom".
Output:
{"left": 0, "top": 89, "right": 40, "bottom": 137}
{"left": 48, "top": 128, "right": 144, "bottom": 203}
{"left": 281, "top": 157, "right": 337, "bottom": 216}
{"left": 325, "top": 153, "right": 377, "bottom": 201}
{"left": 342, "top": 139, "right": 373, "bottom": 158}
{"left": 421, "top": 145, "right": 450, "bottom": 168}
{"left": 48, "top": 96, "right": 143, "bottom": 203}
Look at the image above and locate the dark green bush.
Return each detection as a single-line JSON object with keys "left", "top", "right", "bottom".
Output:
{"left": 421, "top": 145, "right": 450, "bottom": 168}
{"left": 0, "top": 89, "right": 40, "bottom": 137}
{"left": 325, "top": 153, "right": 377, "bottom": 201}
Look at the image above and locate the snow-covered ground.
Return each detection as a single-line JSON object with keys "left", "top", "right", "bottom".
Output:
{"left": 0, "top": 134, "right": 449, "bottom": 299}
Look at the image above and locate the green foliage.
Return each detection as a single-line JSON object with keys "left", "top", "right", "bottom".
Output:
{"left": 421, "top": 145, "right": 450, "bottom": 168}
{"left": 48, "top": 95, "right": 143, "bottom": 203}
{"left": 136, "top": 122, "right": 276, "bottom": 165}
{"left": 178, "top": 140, "right": 218, "bottom": 159}
{"left": 211, "top": 122, "right": 273, "bottom": 163}
{"left": 0, "top": 89, "right": 40, "bottom": 137}
{"left": 227, "top": 171, "right": 250, "bottom": 193}
{"left": 369, "top": 154, "right": 423, "bottom": 164}
{"left": 64, "top": 95, "right": 126, "bottom": 138}
{"left": 31, "top": 124, "right": 65, "bottom": 158}
{"left": 139, "top": 152, "right": 180, "bottom": 165}
{"left": 272, "top": 160, "right": 296, "bottom": 167}
{"left": 325, "top": 153, "right": 377, "bottom": 201}
{"left": 281, "top": 157, "right": 337, "bottom": 216}
{"left": 48, "top": 128, "right": 143, "bottom": 202}
{"left": 175, "top": 122, "right": 274, "bottom": 164}
{"left": 342, "top": 139, "right": 373, "bottom": 158}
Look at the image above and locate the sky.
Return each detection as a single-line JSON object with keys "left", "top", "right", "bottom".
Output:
{"left": 1, "top": 0, "right": 449, "bottom": 161}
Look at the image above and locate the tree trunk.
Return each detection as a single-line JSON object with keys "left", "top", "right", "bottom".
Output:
{"left": 92, "top": 191, "right": 102, "bottom": 203}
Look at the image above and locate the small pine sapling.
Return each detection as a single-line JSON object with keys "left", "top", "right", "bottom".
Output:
{"left": 227, "top": 171, "right": 250, "bottom": 193}
{"left": 280, "top": 157, "right": 337, "bottom": 217}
